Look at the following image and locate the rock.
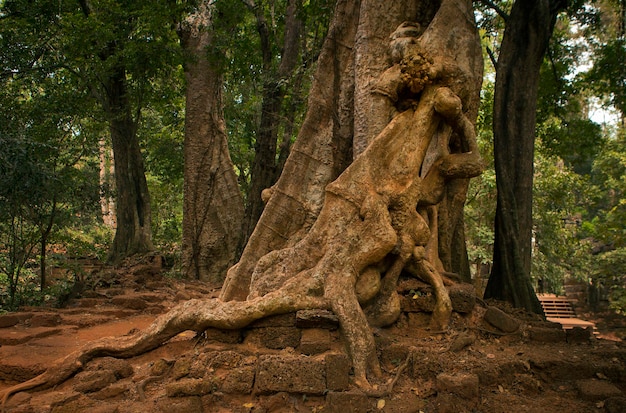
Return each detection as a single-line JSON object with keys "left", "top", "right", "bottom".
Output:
{"left": 324, "top": 391, "right": 370, "bottom": 413}
{"left": 436, "top": 372, "right": 480, "bottom": 400}
{"left": 576, "top": 379, "right": 623, "bottom": 401}
{"left": 150, "top": 358, "right": 174, "bottom": 376}
{"left": 0, "top": 313, "right": 20, "bottom": 328}
{"left": 448, "top": 331, "right": 475, "bottom": 352}
{"left": 299, "top": 328, "right": 331, "bottom": 355}
{"left": 605, "top": 397, "right": 626, "bottom": 413}
{"left": 87, "top": 357, "right": 134, "bottom": 379}
{"left": 72, "top": 370, "right": 117, "bottom": 393}
{"left": 257, "top": 392, "right": 293, "bottom": 412}
{"left": 528, "top": 327, "right": 566, "bottom": 343}
{"left": 171, "top": 356, "right": 193, "bottom": 379}
{"left": 256, "top": 354, "right": 326, "bottom": 394}
{"left": 91, "top": 383, "right": 128, "bottom": 400}
{"left": 483, "top": 306, "right": 520, "bottom": 333}
{"left": 109, "top": 296, "right": 147, "bottom": 310}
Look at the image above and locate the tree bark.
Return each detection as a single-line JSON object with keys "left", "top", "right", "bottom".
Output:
{"left": 485, "top": 0, "right": 567, "bottom": 313}
{"left": 179, "top": 3, "right": 245, "bottom": 283}
{"left": 221, "top": 0, "right": 359, "bottom": 301}
{"left": 106, "top": 67, "right": 154, "bottom": 263}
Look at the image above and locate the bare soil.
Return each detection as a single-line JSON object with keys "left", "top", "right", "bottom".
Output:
{"left": 1, "top": 260, "right": 625, "bottom": 413}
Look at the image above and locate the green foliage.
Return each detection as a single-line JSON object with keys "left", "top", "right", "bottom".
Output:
{"left": 593, "top": 247, "right": 626, "bottom": 314}
{"left": 219, "top": 0, "right": 333, "bottom": 194}
{"left": 589, "top": 130, "right": 626, "bottom": 246}
{"left": 465, "top": 80, "right": 496, "bottom": 276}
{"left": 532, "top": 151, "right": 595, "bottom": 292}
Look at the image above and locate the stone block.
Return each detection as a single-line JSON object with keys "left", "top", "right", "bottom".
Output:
{"left": 220, "top": 366, "right": 256, "bottom": 394}
{"left": 299, "top": 328, "right": 331, "bottom": 355}
{"left": 246, "top": 326, "right": 301, "bottom": 350}
{"left": 256, "top": 354, "right": 326, "bottom": 394}
{"left": 202, "top": 327, "right": 242, "bottom": 344}
{"left": 29, "top": 313, "right": 61, "bottom": 327}
{"left": 566, "top": 326, "right": 591, "bottom": 343}
{"left": 483, "top": 306, "right": 520, "bottom": 333}
{"left": 165, "top": 378, "right": 217, "bottom": 397}
{"left": 325, "top": 353, "right": 350, "bottom": 391}
{"left": 323, "top": 391, "right": 370, "bottom": 413}
{"left": 449, "top": 283, "right": 477, "bottom": 313}
{"left": 157, "top": 396, "right": 203, "bottom": 413}
{"left": 296, "top": 309, "right": 339, "bottom": 329}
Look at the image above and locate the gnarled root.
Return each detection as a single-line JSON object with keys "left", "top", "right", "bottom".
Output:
{"left": 0, "top": 276, "right": 328, "bottom": 406}
{"left": 412, "top": 256, "right": 452, "bottom": 331}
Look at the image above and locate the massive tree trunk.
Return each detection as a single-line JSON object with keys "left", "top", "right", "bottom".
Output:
{"left": 484, "top": 0, "right": 567, "bottom": 314}
{"left": 0, "top": 0, "right": 485, "bottom": 401}
{"left": 106, "top": 68, "right": 154, "bottom": 263}
{"left": 179, "top": 3, "right": 245, "bottom": 283}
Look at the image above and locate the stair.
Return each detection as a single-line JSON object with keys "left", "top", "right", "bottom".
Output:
{"left": 537, "top": 294, "right": 597, "bottom": 333}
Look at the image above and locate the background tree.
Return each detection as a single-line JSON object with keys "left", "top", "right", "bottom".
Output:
{"left": 484, "top": 0, "right": 568, "bottom": 314}
{"left": 178, "top": 0, "right": 245, "bottom": 283}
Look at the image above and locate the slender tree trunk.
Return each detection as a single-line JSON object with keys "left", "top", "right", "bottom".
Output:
{"left": 99, "top": 137, "right": 116, "bottom": 228}
{"left": 485, "top": 0, "right": 567, "bottom": 313}
{"left": 240, "top": 0, "right": 305, "bottom": 249}
{"left": 106, "top": 68, "right": 154, "bottom": 263}
{"left": 179, "top": 3, "right": 245, "bottom": 283}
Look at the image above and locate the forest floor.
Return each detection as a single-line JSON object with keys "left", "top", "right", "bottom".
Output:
{"left": 0, "top": 257, "right": 625, "bottom": 413}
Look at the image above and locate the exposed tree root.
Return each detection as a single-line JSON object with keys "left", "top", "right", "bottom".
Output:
{"left": 0, "top": 278, "right": 328, "bottom": 406}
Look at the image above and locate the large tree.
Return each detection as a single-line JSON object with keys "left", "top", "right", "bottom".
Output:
{"left": 0, "top": 0, "right": 485, "bottom": 400}
{"left": 179, "top": 1, "right": 245, "bottom": 283}
{"left": 484, "top": 0, "right": 568, "bottom": 314}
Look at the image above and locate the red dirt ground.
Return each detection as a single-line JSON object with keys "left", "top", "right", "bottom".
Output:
{"left": 0, "top": 259, "right": 625, "bottom": 413}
